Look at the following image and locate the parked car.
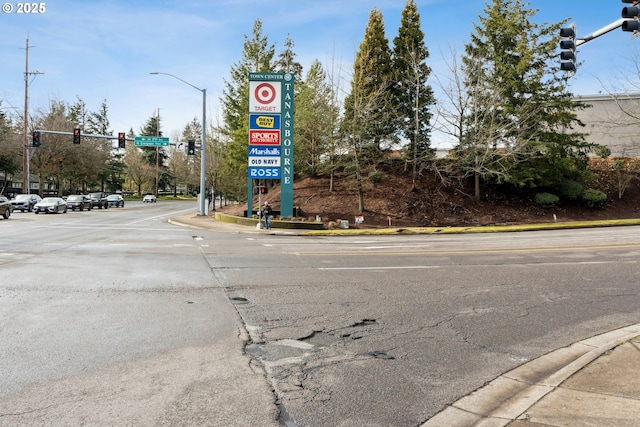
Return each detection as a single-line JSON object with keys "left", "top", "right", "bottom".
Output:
{"left": 88, "top": 192, "right": 109, "bottom": 209}
{"left": 33, "top": 197, "right": 68, "bottom": 214}
{"left": 11, "top": 194, "right": 42, "bottom": 212}
{"left": 106, "top": 194, "right": 125, "bottom": 208}
{"left": 0, "top": 196, "right": 12, "bottom": 219}
{"left": 142, "top": 194, "right": 157, "bottom": 203}
{"left": 66, "top": 194, "right": 92, "bottom": 211}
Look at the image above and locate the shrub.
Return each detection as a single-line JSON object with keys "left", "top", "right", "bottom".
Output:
{"left": 368, "top": 170, "right": 383, "bottom": 183}
{"left": 582, "top": 188, "right": 607, "bottom": 208}
{"left": 343, "top": 164, "right": 357, "bottom": 176}
{"left": 535, "top": 192, "right": 559, "bottom": 208}
{"left": 559, "top": 180, "right": 584, "bottom": 202}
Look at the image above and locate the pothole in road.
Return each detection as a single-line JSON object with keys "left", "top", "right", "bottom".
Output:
{"left": 300, "top": 319, "right": 379, "bottom": 346}
{"left": 363, "top": 350, "right": 395, "bottom": 360}
{"left": 230, "top": 296, "right": 250, "bottom": 304}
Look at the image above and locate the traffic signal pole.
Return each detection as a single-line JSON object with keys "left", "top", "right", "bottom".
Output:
{"left": 575, "top": 18, "right": 627, "bottom": 47}
{"left": 561, "top": 2, "right": 640, "bottom": 74}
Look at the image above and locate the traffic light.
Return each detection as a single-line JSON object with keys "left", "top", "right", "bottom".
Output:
{"left": 32, "top": 131, "right": 41, "bottom": 147}
{"left": 559, "top": 24, "right": 577, "bottom": 73}
{"left": 187, "top": 139, "right": 195, "bottom": 155}
{"left": 253, "top": 186, "right": 268, "bottom": 195}
{"left": 622, "top": 1, "right": 640, "bottom": 33}
{"left": 73, "top": 128, "right": 81, "bottom": 144}
{"left": 118, "top": 132, "right": 126, "bottom": 149}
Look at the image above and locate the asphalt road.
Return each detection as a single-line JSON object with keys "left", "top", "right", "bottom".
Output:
{"left": 2, "top": 202, "right": 640, "bottom": 426}
{"left": 0, "top": 201, "right": 278, "bottom": 426}
{"left": 210, "top": 225, "right": 640, "bottom": 426}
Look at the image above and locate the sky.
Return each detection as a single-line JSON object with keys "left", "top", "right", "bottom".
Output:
{"left": 1, "top": 0, "right": 638, "bottom": 148}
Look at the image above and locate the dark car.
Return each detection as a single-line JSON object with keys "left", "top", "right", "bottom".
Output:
{"left": 66, "top": 194, "right": 92, "bottom": 211}
{"left": 11, "top": 194, "right": 42, "bottom": 212}
{"left": 106, "top": 194, "right": 124, "bottom": 208}
{"left": 88, "top": 192, "right": 109, "bottom": 209}
{"left": 33, "top": 197, "right": 68, "bottom": 214}
{"left": 0, "top": 196, "right": 12, "bottom": 219}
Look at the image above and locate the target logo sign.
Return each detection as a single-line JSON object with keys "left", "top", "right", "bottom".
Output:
{"left": 249, "top": 81, "right": 281, "bottom": 113}
{"left": 255, "top": 83, "right": 276, "bottom": 104}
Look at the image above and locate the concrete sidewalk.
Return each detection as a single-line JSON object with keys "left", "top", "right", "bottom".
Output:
{"left": 170, "top": 212, "right": 640, "bottom": 427}
{"left": 424, "top": 324, "right": 640, "bottom": 427}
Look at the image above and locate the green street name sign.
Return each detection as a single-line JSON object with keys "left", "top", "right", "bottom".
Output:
{"left": 134, "top": 136, "right": 170, "bottom": 147}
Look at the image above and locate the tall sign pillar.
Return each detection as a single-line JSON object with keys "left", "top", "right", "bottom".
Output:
{"left": 247, "top": 72, "right": 294, "bottom": 218}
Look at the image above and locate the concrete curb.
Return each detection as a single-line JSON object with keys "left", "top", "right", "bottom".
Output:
{"left": 423, "top": 323, "right": 640, "bottom": 426}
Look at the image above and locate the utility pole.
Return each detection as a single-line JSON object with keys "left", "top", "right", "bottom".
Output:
{"left": 22, "top": 37, "right": 43, "bottom": 194}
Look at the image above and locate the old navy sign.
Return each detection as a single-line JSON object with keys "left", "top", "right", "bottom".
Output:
{"left": 249, "top": 146, "right": 280, "bottom": 156}
{"left": 250, "top": 114, "right": 280, "bottom": 129}
{"left": 249, "top": 156, "right": 281, "bottom": 166}
{"left": 248, "top": 167, "right": 281, "bottom": 178}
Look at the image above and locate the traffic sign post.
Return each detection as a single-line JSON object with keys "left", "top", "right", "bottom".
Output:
{"left": 134, "top": 136, "right": 170, "bottom": 147}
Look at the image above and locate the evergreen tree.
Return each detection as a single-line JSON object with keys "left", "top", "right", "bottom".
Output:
{"left": 220, "top": 19, "right": 276, "bottom": 199}
{"left": 343, "top": 7, "right": 395, "bottom": 152}
{"left": 342, "top": 7, "right": 395, "bottom": 212}
{"left": 294, "top": 60, "right": 336, "bottom": 176}
{"left": 461, "top": 0, "right": 594, "bottom": 191}
{"left": 84, "top": 99, "right": 119, "bottom": 191}
{"left": 139, "top": 113, "right": 169, "bottom": 193}
{"left": 392, "top": 0, "right": 435, "bottom": 187}
{"left": 275, "top": 34, "right": 303, "bottom": 83}
{"left": 178, "top": 118, "right": 202, "bottom": 194}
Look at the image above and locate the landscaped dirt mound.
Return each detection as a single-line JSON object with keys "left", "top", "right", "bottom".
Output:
{"left": 219, "top": 158, "right": 640, "bottom": 229}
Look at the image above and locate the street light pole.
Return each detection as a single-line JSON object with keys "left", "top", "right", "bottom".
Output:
{"left": 150, "top": 72, "right": 207, "bottom": 216}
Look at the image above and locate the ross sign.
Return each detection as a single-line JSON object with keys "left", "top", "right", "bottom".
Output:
{"left": 249, "top": 114, "right": 281, "bottom": 129}
{"left": 249, "top": 130, "right": 280, "bottom": 145}
{"left": 248, "top": 167, "right": 281, "bottom": 178}
{"left": 134, "top": 136, "right": 169, "bottom": 147}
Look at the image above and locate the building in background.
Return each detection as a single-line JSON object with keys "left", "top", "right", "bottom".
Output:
{"left": 574, "top": 93, "right": 640, "bottom": 157}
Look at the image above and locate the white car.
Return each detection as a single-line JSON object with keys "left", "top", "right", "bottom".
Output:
{"left": 33, "top": 197, "right": 68, "bottom": 214}
{"left": 142, "top": 194, "right": 157, "bottom": 203}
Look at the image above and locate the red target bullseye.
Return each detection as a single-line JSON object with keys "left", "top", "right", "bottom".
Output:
{"left": 254, "top": 83, "right": 277, "bottom": 104}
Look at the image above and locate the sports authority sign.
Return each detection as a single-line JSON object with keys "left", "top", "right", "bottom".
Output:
{"left": 247, "top": 72, "right": 294, "bottom": 218}
{"left": 249, "top": 130, "right": 280, "bottom": 145}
